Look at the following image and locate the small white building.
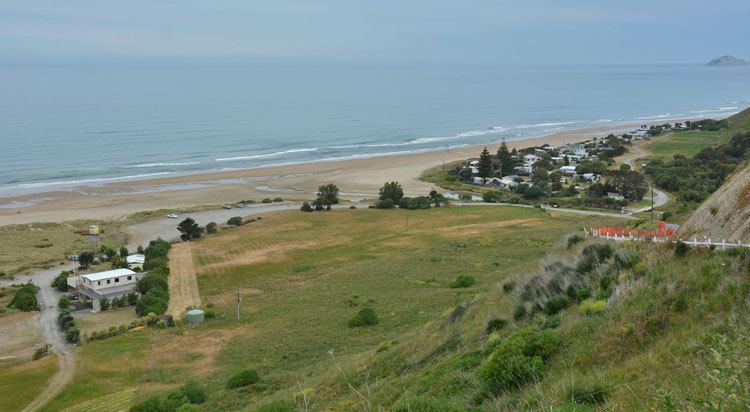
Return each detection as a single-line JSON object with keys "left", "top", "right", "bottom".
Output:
{"left": 71, "top": 268, "right": 140, "bottom": 312}
{"left": 126, "top": 254, "right": 145, "bottom": 269}
{"left": 523, "top": 154, "right": 540, "bottom": 164}
{"left": 559, "top": 165, "right": 578, "bottom": 175}
{"left": 607, "top": 192, "right": 625, "bottom": 201}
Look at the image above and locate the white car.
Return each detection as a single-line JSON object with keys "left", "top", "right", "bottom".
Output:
{"left": 235, "top": 204, "right": 244, "bottom": 208}
{"left": 223, "top": 204, "right": 232, "bottom": 210}
{"left": 167, "top": 214, "right": 178, "bottom": 219}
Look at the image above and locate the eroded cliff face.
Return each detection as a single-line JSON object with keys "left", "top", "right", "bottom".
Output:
{"left": 680, "top": 162, "right": 750, "bottom": 242}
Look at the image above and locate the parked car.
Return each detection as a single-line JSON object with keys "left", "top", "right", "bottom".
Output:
{"left": 223, "top": 204, "right": 232, "bottom": 210}
{"left": 235, "top": 204, "right": 245, "bottom": 208}
{"left": 166, "top": 214, "right": 178, "bottom": 219}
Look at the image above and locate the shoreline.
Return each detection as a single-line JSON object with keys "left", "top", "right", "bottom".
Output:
{"left": 0, "top": 115, "right": 729, "bottom": 225}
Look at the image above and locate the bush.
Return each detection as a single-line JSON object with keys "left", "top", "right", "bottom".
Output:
{"left": 227, "top": 369, "right": 261, "bottom": 389}
{"left": 486, "top": 318, "right": 508, "bottom": 333}
{"left": 502, "top": 281, "right": 516, "bottom": 293}
{"left": 579, "top": 299, "right": 607, "bottom": 315}
{"left": 256, "top": 400, "right": 296, "bottom": 412}
{"left": 138, "top": 274, "right": 168, "bottom": 295}
{"left": 227, "top": 216, "right": 243, "bottom": 226}
{"left": 8, "top": 284, "right": 39, "bottom": 311}
{"left": 136, "top": 289, "right": 168, "bottom": 316}
{"left": 348, "top": 307, "right": 379, "bottom": 327}
{"left": 300, "top": 201, "right": 313, "bottom": 212}
{"left": 675, "top": 241, "right": 690, "bottom": 258}
{"left": 513, "top": 304, "right": 527, "bottom": 321}
{"left": 374, "top": 199, "right": 395, "bottom": 209}
{"left": 99, "top": 297, "right": 111, "bottom": 311}
{"left": 58, "top": 295, "right": 70, "bottom": 310}
{"left": 449, "top": 275, "right": 475, "bottom": 288}
{"left": 205, "top": 222, "right": 218, "bottom": 234}
{"left": 543, "top": 296, "right": 569, "bottom": 315}
{"left": 52, "top": 270, "right": 74, "bottom": 292}
{"left": 478, "top": 327, "right": 561, "bottom": 393}
{"left": 130, "top": 396, "right": 170, "bottom": 412}
{"left": 65, "top": 327, "right": 80, "bottom": 344}
{"left": 261, "top": 198, "right": 272, "bottom": 203}
{"left": 176, "top": 404, "right": 201, "bottom": 412}
{"left": 567, "top": 234, "right": 584, "bottom": 249}
{"left": 127, "top": 292, "right": 139, "bottom": 305}
{"left": 181, "top": 380, "right": 207, "bottom": 404}
{"left": 349, "top": 205, "right": 357, "bottom": 209}
{"left": 272, "top": 197, "right": 283, "bottom": 202}
{"left": 567, "top": 384, "right": 609, "bottom": 405}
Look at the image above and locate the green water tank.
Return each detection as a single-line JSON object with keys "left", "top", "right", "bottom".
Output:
{"left": 186, "top": 309, "right": 205, "bottom": 324}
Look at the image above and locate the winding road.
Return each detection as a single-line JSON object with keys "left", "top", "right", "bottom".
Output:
{"left": 620, "top": 143, "right": 669, "bottom": 213}
{"left": 0, "top": 264, "right": 77, "bottom": 412}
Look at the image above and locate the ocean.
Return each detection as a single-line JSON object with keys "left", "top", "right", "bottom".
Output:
{"left": 1, "top": 64, "right": 749, "bottom": 195}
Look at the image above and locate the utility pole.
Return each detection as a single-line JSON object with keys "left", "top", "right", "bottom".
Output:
{"left": 236, "top": 289, "right": 241, "bottom": 323}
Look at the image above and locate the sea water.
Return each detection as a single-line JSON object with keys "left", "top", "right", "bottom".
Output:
{"left": 1, "top": 64, "right": 748, "bottom": 193}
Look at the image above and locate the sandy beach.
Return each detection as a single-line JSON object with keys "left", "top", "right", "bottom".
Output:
{"left": 0, "top": 119, "right": 697, "bottom": 225}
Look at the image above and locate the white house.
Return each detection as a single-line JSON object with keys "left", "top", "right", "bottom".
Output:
{"left": 473, "top": 176, "right": 485, "bottom": 185}
{"left": 607, "top": 192, "right": 625, "bottom": 201}
{"left": 559, "top": 165, "right": 577, "bottom": 175}
{"left": 523, "top": 154, "right": 540, "bottom": 164}
{"left": 126, "top": 254, "right": 145, "bottom": 269}
{"left": 71, "top": 268, "right": 140, "bottom": 311}
{"left": 469, "top": 166, "right": 479, "bottom": 175}
{"left": 582, "top": 173, "right": 600, "bottom": 182}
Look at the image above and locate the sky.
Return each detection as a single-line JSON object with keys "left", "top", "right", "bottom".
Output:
{"left": 1, "top": 0, "right": 749, "bottom": 66}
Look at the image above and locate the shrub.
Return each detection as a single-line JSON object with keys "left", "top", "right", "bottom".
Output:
{"left": 255, "top": 400, "right": 296, "bottom": 412}
{"left": 181, "top": 380, "right": 207, "bottom": 404}
{"left": 138, "top": 274, "right": 169, "bottom": 295}
{"left": 127, "top": 292, "right": 139, "bottom": 305}
{"left": 349, "top": 205, "right": 357, "bottom": 209}
{"left": 130, "top": 396, "right": 170, "bottom": 412}
{"left": 52, "top": 270, "right": 74, "bottom": 292}
{"left": 99, "top": 297, "right": 111, "bottom": 311}
{"left": 58, "top": 295, "right": 70, "bottom": 310}
{"left": 567, "top": 234, "right": 584, "bottom": 249}
{"left": 348, "top": 307, "right": 379, "bottom": 327}
{"left": 273, "top": 197, "right": 283, "bottom": 202}
{"left": 709, "top": 206, "right": 718, "bottom": 215}
{"left": 205, "top": 222, "right": 218, "bottom": 234}
{"left": 227, "top": 369, "right": 261, "bottom": 389}
{"left": 486, "top": 318, "right": 508, "bottom": 333}
{"left": 579, "top": 299, "right": 607, "bottom": 315}
{"left": 502, "top": 281, "right": 516, "bottom": 293}
{"left": 8, "top": 284, "right": 39, "bottom": 311}
{"left": 478, "top": 328, "right": 561, "bottom": 393}
{"left": 449, "top": 275, "right": 475, "bottom": 288}
{"left": 675, "top": 241, "right": 690, "bottom": 258}
{"left": 513, "top": 304, "right": 527, "bottom": 321}
{"left": 300, "top": 201, "right": 313, "bottom": 212}
{"left": 261, "top": 198, "right": 273, "bottom": 203}
{"left": 567, "top": 384, "right": 609, "bottom": 405}
{"left": 543, "top": 296, "right": 569, "bottom": 315}
{"left": 374, "top": 198, "right": 395, "bottom": 209}
{"left": 176, "top": 404, "right": 201, "bottom": 412}
{"left": 136, "top": 289, "right": 168, "bottom": 316}
{"left": 227, "top": 216, "right": 243, "bottom": 226}
{"left": 65, "top": 327, "right": 80, "bottom": 344}
{"left": 32, "top": 344, "right": 50, "bottom": 361}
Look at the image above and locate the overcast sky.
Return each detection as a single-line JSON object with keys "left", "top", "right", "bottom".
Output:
{"left": 1, "top": 0, "right": 749, "bottom": 66}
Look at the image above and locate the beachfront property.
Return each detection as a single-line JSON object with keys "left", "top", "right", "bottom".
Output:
{"left": 66, "top": 268, "right": 141, "bottom": 312}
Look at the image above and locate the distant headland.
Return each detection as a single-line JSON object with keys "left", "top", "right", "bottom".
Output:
{"left": 706, "top": 55, "right": 749, "bottom": 66}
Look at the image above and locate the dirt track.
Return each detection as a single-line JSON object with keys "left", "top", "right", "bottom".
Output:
{"left": 167, "top": 243, "right": 201, "bottom": 319}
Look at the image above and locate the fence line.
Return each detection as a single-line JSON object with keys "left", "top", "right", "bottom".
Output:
{"left": 585, "top": 228, "right": 750, "bottom": 250}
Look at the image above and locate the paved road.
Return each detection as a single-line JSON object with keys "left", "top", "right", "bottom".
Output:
{"left": 461, "top": 202, "right": 637, "bottom": 219}
{"left": 621, "top": 144, "right": 669, "bottom": 213}
{"left": 0, "top": 263, "right": 78, "bottom": 412}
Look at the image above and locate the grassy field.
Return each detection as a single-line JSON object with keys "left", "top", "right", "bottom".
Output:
{"left": 644, "top": 130, "right": 734, "bottom": 159}
{"left": 0, "top": 355, "right": 58, "bottom": 411}
{"left": 0, "top": 220, "right": 127, "bottom": 276}
{"left": 26, "top": 205, "right": 750, "bottom": 410}
{"left": 45, "top": 206, "right": 604, "bottom": 410}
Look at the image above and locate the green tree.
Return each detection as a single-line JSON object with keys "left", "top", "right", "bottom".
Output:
{"left": 496, "top": 142, "right": 514, "bottom": 176}
{"left": 315, "top": 183, "right": 340, "bottom": 207}
{"left": 300, "top": 201, "right": 313, "bottom": 212}
{"left": 78, "top": 251, "right": 95, "bottom": 268}
{"left": 478, "top": 147, "right": 494, "bottom": 178}
{"left": 119, "top": 247, "right": 129, "bottom": 258}
{"left": 226, "top": 216, "right": 243, "bottom": 226}
{"left": 379, "top": 181, "right": 404, "bottom": 204}
{"left": 99, "top": 297, "right": 111, "bottom": 311}
{"left": 604, "top": 170, "right": 648, "bottom": 201}
{"left": 205, "top": 222, "right": 218, "bottom": 234}
{"left": 531, "top": 168, "right": 549, "bottom": 190}
{"left": 177, "top": 218, "right": 204, "bottom": 241}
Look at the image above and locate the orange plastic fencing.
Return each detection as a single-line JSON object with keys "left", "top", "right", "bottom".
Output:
{"left": 590, "top": 222, "right": 677, "bottom": 240}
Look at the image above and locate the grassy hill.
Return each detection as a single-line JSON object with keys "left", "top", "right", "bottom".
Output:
{"left": 30, "top": 206, "right": 750, "bottom": 411}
